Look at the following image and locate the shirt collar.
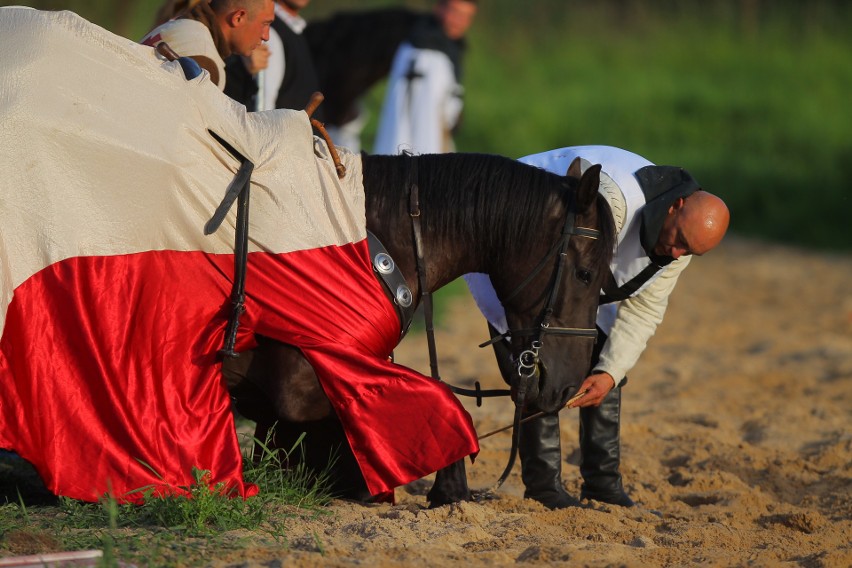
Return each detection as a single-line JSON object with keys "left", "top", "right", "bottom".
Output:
{"left": 275, "top": 3, "right": 306, "bottom": 34}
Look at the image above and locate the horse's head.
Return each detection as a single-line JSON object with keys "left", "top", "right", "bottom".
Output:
{"left": 362, "top": 152, "right": 615, "bottom": 413}
{"left": 490, "top": 159, "right": 615, "bottom": 413}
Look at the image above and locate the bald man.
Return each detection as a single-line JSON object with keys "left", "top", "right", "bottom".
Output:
{"left": 465, "top": 145, "right": 730, "bottom": 510}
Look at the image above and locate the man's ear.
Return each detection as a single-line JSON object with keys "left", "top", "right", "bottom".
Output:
{"left": 669, "top": 196, "right": 686, "bottom": 214}
{"left": 226, "top": 9, "right": 248, "bottom": 28}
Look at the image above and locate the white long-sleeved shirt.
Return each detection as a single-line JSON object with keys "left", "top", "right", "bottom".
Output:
{"left": 465, "top": 146, "right": 691, "bottom": 385}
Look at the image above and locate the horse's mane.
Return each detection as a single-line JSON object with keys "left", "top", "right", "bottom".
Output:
{"left": 362, "top": 153, "right": 616, "bottom": 274}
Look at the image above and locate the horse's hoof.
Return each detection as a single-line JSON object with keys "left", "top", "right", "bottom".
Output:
{"left": 426, "top": 489, "right": 471, "bottom": 509}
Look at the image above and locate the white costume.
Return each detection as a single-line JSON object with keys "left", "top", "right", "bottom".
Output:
{"left": 142, "top": 19, "right": 226, "bottom": 89}
{"left": 465, "top": 146, "right": 692, "bottom": 385}
{"left": 373, "top": 42, "right": 463, "bottom": 155}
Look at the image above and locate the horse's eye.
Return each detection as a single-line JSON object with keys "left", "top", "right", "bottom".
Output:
{"left": 576, "top": 268, "right": 593, "bottom": 285}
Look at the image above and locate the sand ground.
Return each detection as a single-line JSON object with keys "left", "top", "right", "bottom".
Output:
{"left": 219, "top": 237, "right": 852, "bottom": 567}
{"left": 2, "top": 237, "right": 849, "bottom": 567}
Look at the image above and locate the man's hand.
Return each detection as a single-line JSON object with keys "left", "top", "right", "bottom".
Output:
{"left": 243, "top": 43, "right": 270, "bottom": 75}
{"left": 568, "top": 372, "right": 616, "bottom": 408}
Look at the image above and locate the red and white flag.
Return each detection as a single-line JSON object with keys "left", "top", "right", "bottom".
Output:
{"left": 0, "top": 8, "right": 478, "bottom": 503}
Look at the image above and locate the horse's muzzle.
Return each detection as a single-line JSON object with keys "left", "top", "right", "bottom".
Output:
{"left": 509, "top": 361, "right": 543, "bottom": 410}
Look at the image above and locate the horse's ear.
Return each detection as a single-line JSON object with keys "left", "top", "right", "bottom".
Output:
{"left": 575, "top": 163, "right": 601, "bottom": 211}
{"left": 567, "top": 157, "right": 583, "bottom": 180}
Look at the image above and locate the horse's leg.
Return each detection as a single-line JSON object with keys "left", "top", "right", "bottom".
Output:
{"left": 426, "top": 459, "right": 471, "bottom": 508}
{"left": 222, "top": 348, "right": 280, "bottom": 466}
{"left": 226, "top": 338, "right": 470, "bottom": 504}
{"left": 268, "top": 414, "right": 371, "bottom": 501}
{"left": 223, "top": 336, "right": 371, "bottom": 500}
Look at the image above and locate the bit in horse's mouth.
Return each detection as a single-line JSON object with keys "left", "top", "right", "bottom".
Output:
{"left": 508, "top": 374, "right": 543, "bottom": 410}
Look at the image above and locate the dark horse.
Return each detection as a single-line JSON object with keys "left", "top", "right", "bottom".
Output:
{"left": 224, "top": 152, "right": 616, "bottom": 506}
{"left": 305, "top": 8, "right": 421, "bottom": 129}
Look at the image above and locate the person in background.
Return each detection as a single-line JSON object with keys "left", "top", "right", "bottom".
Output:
{"left": 303, "top": 7, "right": 421, "bottom": 151}
{"left": 142, "top": 0, "right": 274, "bottom": 91}
{"left": 373, "top": 0, "right": 478, "bottom": 155}
{"left": 224, "top": 0, "right": 321, "bottom": 116}
{"left": 465, "top": 145, "right": 730, "bottom": 509}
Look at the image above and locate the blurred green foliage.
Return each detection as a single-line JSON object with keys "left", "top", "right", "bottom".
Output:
{"left": 3, "top": 0, "right": 850, "bottom": 250}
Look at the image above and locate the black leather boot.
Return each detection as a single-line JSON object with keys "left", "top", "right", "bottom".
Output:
{"left": 579, "top": 386, "right": 635, "bottom": 507}
{"left": 487, "top": 323, "right": 577, "bottom": 509}
{"left": 519, "top": 412, "right": 578, "bottom": 509}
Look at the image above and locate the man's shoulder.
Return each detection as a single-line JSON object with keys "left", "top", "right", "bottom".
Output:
{"left": 151, "top": 18, "right": 210, "bottom": 38}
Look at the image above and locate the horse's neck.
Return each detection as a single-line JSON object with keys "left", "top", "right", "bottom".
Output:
{"left": 363, "top": 167, "right": 485, "bottom": 299}
{"left": 365, "top": 213, "right": 479, "bottom": 302}
{"left": 362, "top": 152, "right": 572, "bottom": 300}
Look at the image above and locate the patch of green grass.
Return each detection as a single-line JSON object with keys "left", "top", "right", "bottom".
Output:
{"left": 245, "top": 432, "right": 334, "bottom": 510}
{"left": 0, "top": 433, "right": 333, "bottom": 566}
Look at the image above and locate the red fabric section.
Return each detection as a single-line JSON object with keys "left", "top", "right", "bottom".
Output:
{"left": 243, "top": 243, "right": 480, "bottom": 495}
{"left": 0, "top": 253, "right": 253, "bottom": 502}
{"left": 0, "top": 241, "right": 478, "bottom": 502}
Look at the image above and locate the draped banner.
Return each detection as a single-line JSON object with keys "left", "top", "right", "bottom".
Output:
{"left": 0, "top": 8, "right": 477, "bottom": 503}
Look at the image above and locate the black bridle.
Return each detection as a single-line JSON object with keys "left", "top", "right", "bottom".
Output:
{"left": 404, "top": 154, "right": 601, "bottom": 489}
{"left": 406, "top": 154, "right": 602, "bottom": 384}
{"left": 475, "top": 181, "right": 601, "bottom": 491}
{"left": 480, "top": 186, "right": 601, "bottom": 383}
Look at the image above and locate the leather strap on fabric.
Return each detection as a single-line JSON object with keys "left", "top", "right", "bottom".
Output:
{"left": 405, "top": 154, "right": 510, "bottom": 405}
{"left": 366, "top": 230, "right": 415, "bottom": 339}
{"left": 205, "top": 130, "right": 253, "bottom": 358}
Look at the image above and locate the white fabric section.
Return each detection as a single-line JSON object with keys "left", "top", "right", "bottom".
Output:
{"left": 279, "top": 5, "right": 307, "bottom": 34}
{"left": 463, "top": 146, "right": 690, "bottom": 385}
{"left": 141, "top": 18, "right": 227, "bottom": 89}
{"left": 0, "top": 8, "right": 366, "bottom": 337}
{"left": 262, "top": 25, "right": 285, "bottom": 110}
{"left": 463, "top": 273, "right": 507, "bottom": 332}
{"left": 373, "top": 42, "right": 462, "bottom": 155}
{"left": 577, "top": 158, "right": 627, "bottom": 233}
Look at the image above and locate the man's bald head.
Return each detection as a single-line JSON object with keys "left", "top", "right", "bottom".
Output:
{"left": 654, "top": 191, "right": 730, "bottom": 259}
{"left": 211, "top": 0, "right": 274, "bottom": 56}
